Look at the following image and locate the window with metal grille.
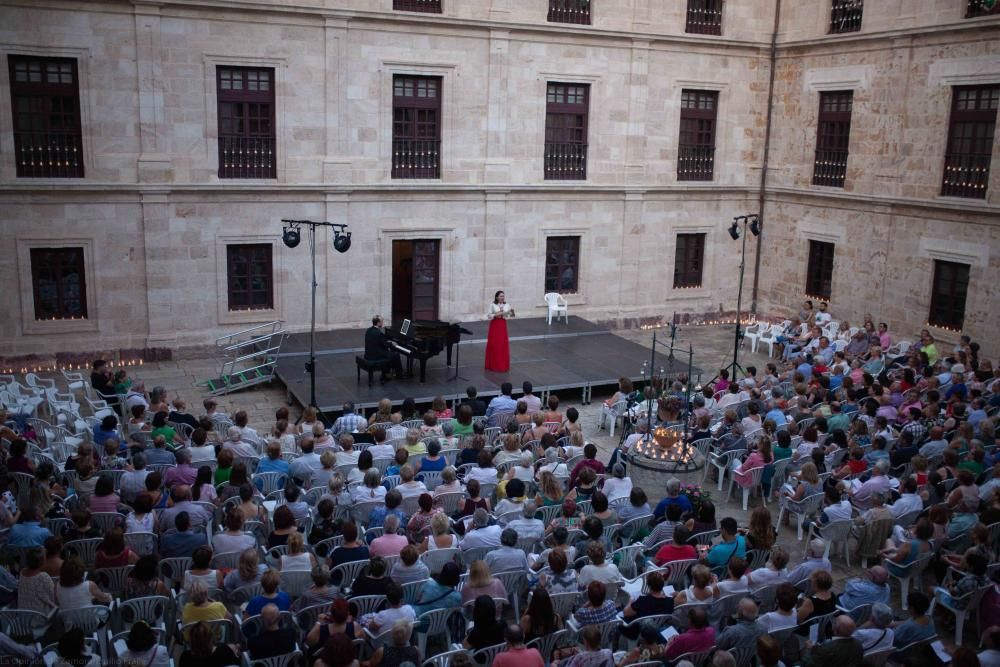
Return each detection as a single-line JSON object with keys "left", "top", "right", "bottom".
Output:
{"left": 8, "top": 55, "right": 83, "bottom": 178}
{"left": 30, "top": 247, "right": 87, "bottom": 320}
{"left": 805, "top": 240, "right": 835, "bottom": 300}
{"left": 394, "top": 0, "right": 442, "bottom": 12}
{"left": 673, "top": 234, "right": 706, "bottom": 288}
{"left": 941, "top": 85, "right": 998, "bottom": 199}
{"left": 548, "top": 0, "right": 591, "bottom": 25}
{"left": 392, "top": 75, "right": 442, "bottom": 179}
{"left": 545, "top": 83, "right": 589, "bottom": 180}
{"left": 227, "top": 244, "right": 274, "bottom": 311}
{"left": 830, "top": 0, "right": 863, "bottom": 33}
{"left": 966, "top": 0, "right": 1000, "bottom": 18}
{"left": 686, "top": 0, "right": 723, "bottom": 35}
{"left": 812, "top": 90, "right": 852, "bottom": 188}
{"left": 928, "top": 260, "right": 969, "bottom": 330}
{"left": 678, "top": 90, "right": 718, "bottom": 181}
{"left": 217, "top": 67, "right": 276, "bottom": 179}
{"left": 545, "top": 236, "right": 580, "bottom": 293}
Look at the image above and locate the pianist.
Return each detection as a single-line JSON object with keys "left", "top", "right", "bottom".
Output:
{"left": 365, "top": 315, "right": 404, "bottom": 382}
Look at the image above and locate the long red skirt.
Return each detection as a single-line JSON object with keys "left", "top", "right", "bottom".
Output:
{"left": 484, "top": 317, "right": 510, "bottom": 372}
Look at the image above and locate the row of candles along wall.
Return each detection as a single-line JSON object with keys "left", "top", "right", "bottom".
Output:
{"left": 2, "top": 359, "right": 144, "bottom": 375}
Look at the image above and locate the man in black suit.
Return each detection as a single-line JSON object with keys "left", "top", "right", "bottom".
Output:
{"left": 365, "top": 315, "right": 403, "bottom": 382}
{"left": 460, "top": 385, "right": 487, "bottom": 416}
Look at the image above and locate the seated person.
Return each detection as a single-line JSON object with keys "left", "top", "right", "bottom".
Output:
{"left": 247, "top": 603, "right": 297, "bottom": 660}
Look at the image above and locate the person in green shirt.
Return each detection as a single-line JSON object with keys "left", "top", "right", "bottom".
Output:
{"left": 215, "top": 448, "right": 233, "bottom": 486}
{"left": 826, "top": 402, "right": 850, "bottom": 434}
{"left": 150, "top": 411, "right": 184, "bottom": 449}
{"left": 958, "top": 446, "right": 986, "bottom": 477}
{"left": 772, "top": 430, "right": 793, "bottom": 461}
{"left": 452, "top": 403, "right": 475, "bottom": 436}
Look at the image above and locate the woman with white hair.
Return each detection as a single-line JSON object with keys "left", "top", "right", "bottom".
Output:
{"left": 602, "top": 463, "right": 633, "bottom": 501}
{"left": 506, "top": 452, "right": 535, "bottom": 484}
{"left": 536, "top": 448, "right": 568, "bottom": 480}
{"left": 432, "top": 466, "right": 464, "bottom": 499}
{"left": 352, "top": 469, "right": 387, "bottom": 503}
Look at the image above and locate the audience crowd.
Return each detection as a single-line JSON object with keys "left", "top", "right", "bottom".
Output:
{"left": 0, "top": 309, "right": 998, "bottom": 667}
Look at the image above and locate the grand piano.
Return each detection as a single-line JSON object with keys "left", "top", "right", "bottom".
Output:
{"left": 384, "top": 319, "right": 471, "bottom": 383}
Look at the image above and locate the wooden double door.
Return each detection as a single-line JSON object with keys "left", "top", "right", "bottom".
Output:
{"left": 391, "top": 239, "right": 440, "bottom": 322}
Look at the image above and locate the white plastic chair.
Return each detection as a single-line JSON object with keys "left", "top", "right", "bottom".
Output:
{"left": 929, "top": 583, "right": 989, "bottom": 644}
{"left": 599, "top": 400, "right": 628, "bottom": 437}
{"left": 776, "top": 492, "right": 824, "bottom": 540}
{"left": 742, "top": 322, "right": 763, "bottom": 352}
{"left": 727, "top": 466, "right": 766, "bottom": 511}
{"left": 757, "top": 324, "right": 783, "bottom": 357}
{"left": 544, "top": 292, "right": 568, "bottom": 325}
{"left": 887, "top": 553, "right": 933, "bottom": 610}
{"left": 808, "top": 519, "right": 853, "bottom": 567}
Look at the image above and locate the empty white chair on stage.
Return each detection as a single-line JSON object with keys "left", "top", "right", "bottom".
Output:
{"left": 544, "top": 292, "right": 568, "bottom": 325}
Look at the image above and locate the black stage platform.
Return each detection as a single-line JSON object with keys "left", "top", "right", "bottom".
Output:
{"left": 274, "top": 316, "right": 701, "bottom": 412}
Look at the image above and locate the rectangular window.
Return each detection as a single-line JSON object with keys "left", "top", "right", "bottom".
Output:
{"left": 686, "top": 0, "right": 723, "bottom": 35}
{"left": 392, "top": 75, "right": 442, "bottom": 179}
{"left": 227, "top": 244, "right": 274, "bottom": 311}
{"left": 929, "top": 260, "right": 970, "bottom": 330}
{"left": 812, "top": 90, "right": 853, "bottom": 188}
{"left": 545, "top": 236, "right": 580, "bottom": 294}
{"left": 673, "top": 234, "right": 706, "bottom": 288}
{"left": 678, "top": 90, "right": 718, "bottom": 181}
{"left": 941, "top": 85, "right": 998, "bottom": 199}
{"left": 8, "top": 55, "right": 84, "bottom": 178}
{"left": 30, "top": 247, "right": 87, "bottom": 320}
{"left": 830, "top": 0, "right": 863, "bottom": 33}
{"left": 548, "top": 0, "right": 591, "bottom": 25}
{"left": 544, "top": 83, "right": 589, "bottom": 180}
{"left": 805, "top": 240, "right": 835, "bottom": 300}
{"left": 217, "top": 67, "right": 276, "bottom": 179}
{"left": 966, "top": 0, "right": 1000, "bottom": 18}
{"left": 394, "top": 0, "right": 442, "bottom": 12}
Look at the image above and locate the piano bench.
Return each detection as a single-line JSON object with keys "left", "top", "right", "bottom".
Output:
{"left": 356, "top": 356, "right": 388, "bottom": 387}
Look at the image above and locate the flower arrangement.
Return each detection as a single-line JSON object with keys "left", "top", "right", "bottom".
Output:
{"left": 678, "top": 482, "right": 711, "bottom": 516}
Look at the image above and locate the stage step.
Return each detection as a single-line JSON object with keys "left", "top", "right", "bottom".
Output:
{"left": 201, "top": 321, "right": 287, "bottom": 396}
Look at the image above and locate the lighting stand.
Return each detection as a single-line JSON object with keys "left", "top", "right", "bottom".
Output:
{"left": 281, "top": 219, "right": 352, "bottom": 415}
{"left": 722, "top": 214, "right": 760, "bottom": 382}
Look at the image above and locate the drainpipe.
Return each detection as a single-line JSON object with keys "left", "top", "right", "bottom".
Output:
{"left": 752, "top": 0, "right": 781, "bottom": 316}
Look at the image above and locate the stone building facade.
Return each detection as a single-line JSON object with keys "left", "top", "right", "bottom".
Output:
{"left": 0, "top": 0, "right": 997, "bottom": 361}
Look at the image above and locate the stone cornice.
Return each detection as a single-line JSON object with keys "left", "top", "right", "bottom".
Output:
{"left": 764, "top": 185, "right": 1000, "bottom": 221}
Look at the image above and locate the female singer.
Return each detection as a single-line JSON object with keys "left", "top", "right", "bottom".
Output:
{"left": 484, "top": 290, "right": 514, "bottom": 372}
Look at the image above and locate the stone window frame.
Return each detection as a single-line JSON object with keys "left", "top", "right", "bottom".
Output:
{"left": 536, "top": 225, "right": 590, "bottom": 306}
{"left": 380, "top": 60, "right": 458, "bottom": 183}
{"left": 672, "top": 79, "right": 730, "bottom": 184}
{"left": 16, "top": 237, "right": 98, "bottom": 335}
{"left": 215, "top": 234, "right": 283, "bottom": 326}
{"left": 544, "top": 81, "right": 591, "bottom": 181}
{"left": 202, "top": 54, "right": 287, "bottom": 183}
{"left": 926, "top": 62, "right": 1000, "bottom": 203}
{"left": 0, "top": 44, "right": 93, "bottom": 182}
{"left": 668, "top": 222, "right": 716, "bottom": 300}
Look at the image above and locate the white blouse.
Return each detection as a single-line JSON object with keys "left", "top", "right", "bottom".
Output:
{"left": 488, "top": 303, "right": 513, "bottom": 319}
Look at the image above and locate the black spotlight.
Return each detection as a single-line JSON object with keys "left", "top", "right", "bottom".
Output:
{"left": 282, "top": 226, "right": 301, "bottom": 248}
{"left": 728, "top": 221, "right": 740, "bottom": 240}
{"left": 749, "top": 216, "right": 761, "bottom": 237}
{"left": 333, "top": 230, "right": 351, "bottom": 254}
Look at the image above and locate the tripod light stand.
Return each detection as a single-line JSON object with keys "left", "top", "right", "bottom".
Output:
{"left": 722, "top": 214, "right": 760, "bottom": 381}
